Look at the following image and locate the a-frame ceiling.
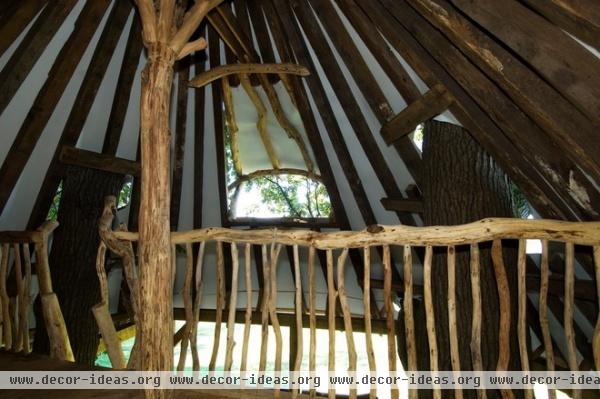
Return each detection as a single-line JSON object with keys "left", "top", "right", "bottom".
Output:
{"left": 0, "top": 0, "right": 599, "bottom": 233}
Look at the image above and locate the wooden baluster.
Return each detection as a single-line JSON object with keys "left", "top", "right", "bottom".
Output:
{"left": 308, "top": 246, "right": 317, "bottom": 399}
{"left": 21, "top": 243, "right": 32, "bottom": 353}
{"left": 292, "top": 244, "right": 303, "bottom": 399}
{"left": 364, "top": 247, "right": 377, "bottom": 399}
{"left": 424, "top": 246, "right": 440, "bottom": 399}
{"left": 517, "top": 240, "right": 532, "bottom": 399}
{"left": 564, "top": 242, "right": 581, "bottom": 399}
{"left": 241, "top": 243, "right": 252, "bottom": 371}
{"left": 1, "top": 243, "right": 11, "bottom": 350}
{"left": 491, "top": 240, "right": 515, "bottom": 399}
{"left": 224, "top": 242, "right": 239, "bottom": 371}
{"left": 447, "top": 246, "right": 463, "bottom": 399}
{"left": 177, "top": 243, "right": 195, "bottom": 371}
{"left": 337, "top": 248, "right": 356, "bottom": 399}
{"left": 403, "top": 245, "right": 417, "bottom": 399}
{"left": 209, "top": 241, "right": 225, "bottom": 371}
{"left": 383, "top": 245, "right": 399, "bottom": 399}
{"left": 539, "top": 240, "right": 555, "bottom": 399}
{"left": 92, "top": 242, "right": 126, "bottom": 369}
{"left": 13, "top": 244, "right": 23, "bottom": 352}
{"left": 593, "top": 245, "right": 600, "bottom": 371}
{"left": 470, "top": 243, "right": 486, "bottom": 399}
{"left": 269, "top": 243, "right": 283, "bottom": 398}
{"left": 259, "top": 244, "right": 270, "bottom": 373}
{"left": 326, "top": 249, "right": 336, "bottom": 399}
{"left": 190, "top": 241, "right": 206, "bottom": 372}
{"left": 8, "top": 298, "right": 17, "bottom": 352}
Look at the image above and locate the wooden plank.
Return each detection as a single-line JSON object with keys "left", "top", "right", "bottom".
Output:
{"left": 23, "top": 0, "right": 129, "bottom": 228}
{"left": 170, "top": 65, "right": 190, "bottom": 230}
{"left": 409, "top": 0, "right": 600, "bottom": 191}
{"left": 380, "top": 198, "right": 424, "bottom": 214}
{"left": 308, "top": 0, "right": 423, "bottom": 186}
{"left": 0, "top": 0, "right": 47, "bottom": 59}
{"left": 381, "top": 83, "right": 453, "bottom": 144}
{"left": 364, "top": 0, "right": 583, "bottom": 221}
{"left": 521, "top": 0, "right": 600, "bottom": 51}
{"left": 449, "top": 0, "right": 600, "bottom": 122}
{"left": 102, "top": 14, "right": 144, "bottom": 156}
{"left": 58, "top": 146, "right": 140, "bottom": 176}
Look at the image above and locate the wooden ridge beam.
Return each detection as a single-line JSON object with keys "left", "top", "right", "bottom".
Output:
{"left": 308, "top": 0, "right": 423, "bottom": 187}
{"left": 449, "top": 0, "right": 600, "bottom": 123}
{"left": 362, "top": 0, "right": 581, "bottom": 221}
{"left": 0, "top": 0, "right": 77, "bottom": 115}
{"left": 0, "top": 0, "right": 47, "bottom": 59}
{"left": 25, "top": 0, "right": 131, "bottom": 228}
{"left": 408, "top": 0, "right": 600, "bottom": 200}
{"left": 58, "top": 146, "right": 140, "bottom": 176}
{"left": 380, "top": 198, "right": 424, "bottom": 214}
{"left": 381, "top": 83, "right": 453, "bottom": 144}
{"left": 521, "top": 0, "right": 600, "bottom": 51}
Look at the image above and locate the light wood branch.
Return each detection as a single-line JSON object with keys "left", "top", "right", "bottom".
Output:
{"left": 228, "top": 168, "right": 323, "bottom": 191}
{"left": 169, "top": 0, "right": 224, "bottom": 54}
{"left": 239, "top": 73, "right": 280, "bottom": 169}
{"left": 176, "top": 37, "right": 207, "bottom": 60}
{"left": 189, "top": 63, "right": 310, "bottom": 88}
{"left": 157, "top": 0, "right": 176, "bottom": 42}
{"left": 134, "top": 0, "right": 158, "bottom": 44}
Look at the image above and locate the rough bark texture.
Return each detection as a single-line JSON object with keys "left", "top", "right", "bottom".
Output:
{"left": 33, "top": 165, "right": 124, "bottom": 365}
{"left": 398, "top": 121, "right": 520, "bottom": 399}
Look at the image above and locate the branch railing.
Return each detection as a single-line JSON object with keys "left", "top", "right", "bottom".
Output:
{"left": 97, "top": 196, "right": 600, "bottom": 399}
{"left": 0, "top": 221, "right": 73, "bottom": 361}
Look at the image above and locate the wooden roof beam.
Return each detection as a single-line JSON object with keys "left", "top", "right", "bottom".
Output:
{"left": 381, "top": 83, "right": 453, "bottom": 144}
{"left": 0, "top": 0, "right": 47, "bottom": 58}
{"left": 58, "top": 146, "right": 140, "bottom": 177}
{"left": 521, "top": 0, "right": 600, "bottom": 52}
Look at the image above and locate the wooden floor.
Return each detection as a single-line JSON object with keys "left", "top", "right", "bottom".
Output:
{"left": 0, "top": 351, "right": 290, "bottom": 399}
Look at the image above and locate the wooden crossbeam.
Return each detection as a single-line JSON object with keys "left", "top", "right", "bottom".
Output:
{"left": 380, "top": 198, "right": 424, "bottom": 214}
{"left": 188, "top": 63, "right": 310, "bottom": 87}
{"left": 59, "top": 146, "right": 140, "bottom": 177}
{"left": 381, "top": 84, "right": 453, "bottom": 144}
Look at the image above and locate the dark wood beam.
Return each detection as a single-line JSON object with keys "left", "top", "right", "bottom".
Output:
{"left": 521, "top": 0, "right": 600, "bottom": 51}
{"left": 58, "top": 146, "right": 139, "bottom": 176}
{"left": 308, "top": 0, "right": 423, "bottom": 187}
{"left": 409, "top": 0, "right": 600, "bottom": 200}
{"left": 193, "top": 50, "right": 206, "bottom": 230}
{"left": 363, "top": 0, "right": 581, "bottom": 222}
{"left": 449, "top": 0, "right": 600, "bottom": 122}
{"left": 380, "top": 198, "right": 424, "bottom": 214}
{"left": 246, "top": 0, "right": 280, "bottom": 84}
{"left": 170, "top": 64, "right": 190, "bottom": 230}
{"left": 0, "top": 0, "right": 78, "bottom": 115}
{"left": 381, "top": 83, "right": 453, "bottom": 144}
{"left": 0, "top": 0, "right": 47, "bottom": 59}
{"left": 23, "top": 0, "right": 130, "bottom": 228}
{"left": 102, "top": 14, "right": 144, "bottom": 156}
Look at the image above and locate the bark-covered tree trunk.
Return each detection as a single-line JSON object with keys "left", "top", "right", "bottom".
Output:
{"left": 33, "top": 165, "right": 124, "bottom": 366}
{"left": 398, "top": 121, "right": 521, "bottom": 399}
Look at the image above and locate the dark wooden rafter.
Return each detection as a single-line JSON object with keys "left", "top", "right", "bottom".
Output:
{"left": 193, "top": 50, "right": 206, "bottom": 231}
{"left": 58, "top": 146, "right": 140, "bottom": 176}
{"left": 24, "top": 0, "right": 132, "bottom": 229}
{"left": 360, "top": 0, "right": 581, "bottom": 222}
{"left": 450, "top": 0, "right": 600, "bottom": 122}
{"left": 222, "top": 1, "right": 241, "bottom": 87}
{"left": 290, "top": 0, "right": 421, "bottom": 231}
{"left": 0, "top": 0, "right": 47, "bottom": 59}
{"left": 389, "top": 0, "right": 600, "bottom": 221}
{"left": 381, "top": 83, "right": 453, "bottom": 144}
{"left": 102, "top": 14, "right": 144, "bottom": 156}
{"left": 0, "top": 0, "right": 76, "bottom": 115}
{"left": 306, "top": 0, "right": 423, "bottom": 187}
{"left": 245, "top": 0, "right": 280, "bottom": 84}
{"left": 521, "top": 0, "right": 600, "bottom": 52}
{"left": 170, "top": 63, "right": 190, "bottom": 230}
{"left": 408, "top": 0, "right": 600, "bottom": 211}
